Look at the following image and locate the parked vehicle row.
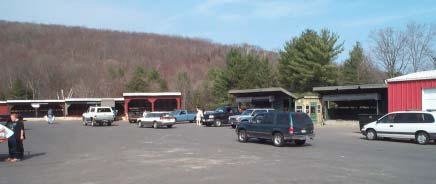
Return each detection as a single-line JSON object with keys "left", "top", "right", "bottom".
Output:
{"left": 80, "top": 105, "right": 436, "bottom": 146}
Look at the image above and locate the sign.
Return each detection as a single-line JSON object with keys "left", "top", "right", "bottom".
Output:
{"left": 0, "top": 124, "right": 14, "bottom": 140}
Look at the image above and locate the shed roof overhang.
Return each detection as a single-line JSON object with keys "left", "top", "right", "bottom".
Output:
{"left": 313, "top": 84, "right": 387, "bottom": 92}
{"left": 322, "top": 93, "right": 380, "bottom": 101}
{"left": 228, "top": 87, "right": 297, "bottom": 99}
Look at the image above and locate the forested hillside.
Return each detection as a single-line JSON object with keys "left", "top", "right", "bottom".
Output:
{"left": 0, "top": 21, "right": 277, "bottom": 99}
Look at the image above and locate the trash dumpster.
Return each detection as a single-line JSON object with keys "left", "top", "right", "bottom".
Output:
{"left": 358, "top": 114, "right": 382, "bottom": 130}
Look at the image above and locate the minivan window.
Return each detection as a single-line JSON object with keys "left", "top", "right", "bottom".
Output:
{"left": 393, "top": 113, "right": 421, "bottom": 123}
{"left": 422, "top": 113, "right": 435, "bottom": 123}
{"left": 379, "top": 114, "right": 395, "bottom": 123}
{"left": 291, "top": 113, "right": 312, "bottom": 125}
{"left": 276, "top": 113, "right": 290, "bottom": 125}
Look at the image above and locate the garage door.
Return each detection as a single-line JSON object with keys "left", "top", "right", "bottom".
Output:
{"left": 422, "top": 88, "right": 436, "bottom": 111}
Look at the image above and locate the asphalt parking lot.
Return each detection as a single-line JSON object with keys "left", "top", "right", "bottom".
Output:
{"left": 1, "top": 120, "right": 436, "bottom": 184}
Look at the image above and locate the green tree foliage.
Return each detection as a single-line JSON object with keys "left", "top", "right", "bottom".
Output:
{"left": 125, "top": 66, "right": 148, "bottom": 92}
{"left": 108, "top": 67, "right": 125, "bottom": 80}
{"left": 158, "top": 79, "right": 168, "bottom": 91}
{"left": 278, "top": 29, "right": 343, "bottom": 92}
{"left": 342, "top": 42, "right": 364, "bottom": 84}
{"left": 9, "top": 79, "right": 32, "bottom": 100}
{"left": 147, "top": 68, "right": 160, "bottom": 81}
{"left": 125, "top": 67, "right": 169, "bottom": 92}
{"left": 0, "top": 91, "right": 6, "bottom": 100}
{"left": 210, "top": 49, "right": 277, "bottom": 105}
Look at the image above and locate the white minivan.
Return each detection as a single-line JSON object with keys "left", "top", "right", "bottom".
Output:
{"left": 362, "top": 111, "right": 436, "bottom": 145}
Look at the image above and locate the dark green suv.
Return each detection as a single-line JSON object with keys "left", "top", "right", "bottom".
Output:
{"left": 236, "top": 112, "right": 315, "bottom": 147}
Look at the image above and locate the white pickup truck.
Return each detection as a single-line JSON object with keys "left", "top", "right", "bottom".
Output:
{"left": 82, "top": 106, "right": 116, "bottom": 126}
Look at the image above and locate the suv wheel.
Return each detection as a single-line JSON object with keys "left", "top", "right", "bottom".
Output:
{"left": 416, "top": 132, "right": 429, "bottom": 145}
{"left": 215, "top": 120, "right": 222, "bottom": 127}
{"left": 295, "top": 140, "right": 306, "bottom": 146}
{"left": 273, "top": 133, "right": 285, "bottom": 147}
{"left": 153, "top": 122, "right": 158, "bottom": 129}
{"left": 366, "top": 129, "right": 377, "bottom": 140}
{"left": 167, "top": 124, "right": 173, "bottom": 128}
{"left": 238, "top": 130, "right": 248, "bottom": 143}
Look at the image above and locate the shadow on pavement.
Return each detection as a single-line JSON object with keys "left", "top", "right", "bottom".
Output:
{"left": 0, "top": 152, "right": 46, "bottom": 162}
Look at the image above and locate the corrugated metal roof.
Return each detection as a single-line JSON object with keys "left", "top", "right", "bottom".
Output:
{"left": 313, "top": 84, "right": 387, "bottom": 92}
{"left": 386, "top": 70, "right": 436, "bottom": 83}
{"left": 228, "top": 87, "right": 297, "bottom": 99}
{"left": 0, "top": 101, "right": 7, "bottom": 104}
{"left": 123, "top": 92, "right": 182, "bottom": 97}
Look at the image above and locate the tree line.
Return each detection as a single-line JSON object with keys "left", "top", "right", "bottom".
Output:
{"left": 0, "top": 21, "right": 434, "bottom": 110}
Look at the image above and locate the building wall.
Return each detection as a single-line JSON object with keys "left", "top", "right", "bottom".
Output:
{"left": 295, "top": 97, "right": 322, "bottom": 123}
{"left": 388, "top": 79, "right": 436, "bottom": 112}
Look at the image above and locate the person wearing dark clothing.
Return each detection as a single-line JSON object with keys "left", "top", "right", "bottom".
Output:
{"left": 5, "top": 114, "right": 25, "bottom": 162}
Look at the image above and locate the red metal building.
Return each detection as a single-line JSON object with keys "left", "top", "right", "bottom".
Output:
{"left": 387, "top": 70, "right": 436, "bottom": 112}
{"left": 123, "top": 92, "right": 182, "bottom": 118}
{"left": 0, "top": 101, "right": 9, "bottom": 121}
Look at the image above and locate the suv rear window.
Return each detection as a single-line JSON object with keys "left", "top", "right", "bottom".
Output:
{"left": 291, "top": 113, "right": 313, "bottom": 125}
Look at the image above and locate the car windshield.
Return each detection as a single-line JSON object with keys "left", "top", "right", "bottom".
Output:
{"left": 241, "top": 110, "right": 253, "bottom": 116}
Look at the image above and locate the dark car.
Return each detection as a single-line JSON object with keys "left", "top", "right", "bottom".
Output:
{"left": 202, "top": 106, "right": 240, "bottom": 127}
{"left": 236, "top": 112, "right": 315, "bottom": 147}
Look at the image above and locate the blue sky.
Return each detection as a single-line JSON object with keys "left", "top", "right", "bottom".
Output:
{"left": 1, "top": 0, "right": 435, "bottom": 62}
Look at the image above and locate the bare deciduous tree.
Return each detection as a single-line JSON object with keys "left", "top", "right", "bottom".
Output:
{"left": 0, "top": 21, "right": 277, "bottom": 102}
{"left": 370, "top": 27, "right": 407, "bottom": 78}
{"left": 404, "top": 22, "right": 435, "bottom": 72}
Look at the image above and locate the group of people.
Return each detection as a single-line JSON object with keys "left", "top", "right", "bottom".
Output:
{"left": 0, "top": 113, "right": 26, "bottom": 163}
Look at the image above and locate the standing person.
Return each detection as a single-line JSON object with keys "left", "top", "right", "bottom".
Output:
{"left": 5, "top": 113, "right": 25, "bottom": 162}
{"left": 196, "top": 107, "right": 203, "bottom": 127}
{"left": 47, "top": 108, "right": 54, "bottom": 124}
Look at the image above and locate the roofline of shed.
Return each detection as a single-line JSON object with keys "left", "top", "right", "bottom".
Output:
{"left": 228, "top": 87, "right": 298, "bottom": 99}
{"left": 313, "top": 84, "right": 387, "bottom": 92}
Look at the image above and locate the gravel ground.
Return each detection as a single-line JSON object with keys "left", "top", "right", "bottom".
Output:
{"left": 1, "top": 120, "right": 436, "bottom": 184}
